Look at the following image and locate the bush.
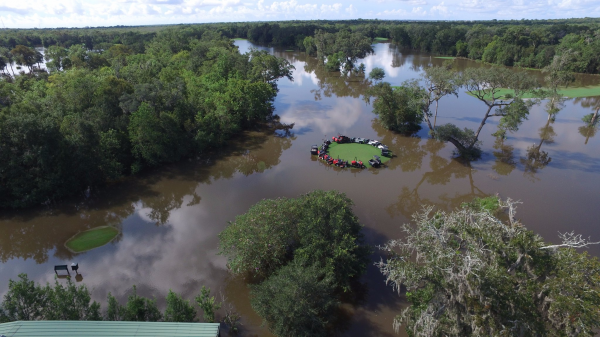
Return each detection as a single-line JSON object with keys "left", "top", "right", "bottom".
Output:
{"left": 250, "top": 260, "right": 338, "bottom": 337}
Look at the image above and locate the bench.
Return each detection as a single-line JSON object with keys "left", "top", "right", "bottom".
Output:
{"left": 54, "top": 265, "right": 70, "bottom": 275}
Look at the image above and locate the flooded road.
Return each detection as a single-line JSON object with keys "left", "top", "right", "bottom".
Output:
{"left": 1, "top": 41, "right": 599, "bottom": 336}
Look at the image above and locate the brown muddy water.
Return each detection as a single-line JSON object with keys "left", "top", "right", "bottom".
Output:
{"left": 1, "top": 41, "right": 599, "bottom": 336}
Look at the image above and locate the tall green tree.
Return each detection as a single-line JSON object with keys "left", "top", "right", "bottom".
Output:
{"left": 164, "top": 290, "right": 197, "bottom": 322}
{"left": 250, "top": 260, "right": 338, "bottom": 337}
{"left": 364, "top": 81, "right": 425, "bottom": 134}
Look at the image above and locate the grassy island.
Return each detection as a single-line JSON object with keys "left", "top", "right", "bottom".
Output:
{"left": 326, "top": 142, "right": 391, "bottom": 167}
{"left": 65, "top": 226, "right": 119, "bottom": 253}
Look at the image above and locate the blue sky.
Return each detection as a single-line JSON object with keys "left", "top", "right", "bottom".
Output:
{"left": 0, "top": 0, "right": 598, "bottom": 28}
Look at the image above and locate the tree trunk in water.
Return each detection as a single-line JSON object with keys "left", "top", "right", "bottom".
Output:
{"left": 469, "top": 105, "right": 494, "bottom": 149}
{"left": 433, "top": 100, "right": 439, "bottom": 128}
{"left": 446, "top": 136, "right": 468, "bottom": 154}
{"left": 592, "top": 107, "right": 599, "bottom": 125}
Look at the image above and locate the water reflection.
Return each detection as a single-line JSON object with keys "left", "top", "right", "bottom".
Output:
{"left": 387, "top": 157, "right": 488, "bottom": 220}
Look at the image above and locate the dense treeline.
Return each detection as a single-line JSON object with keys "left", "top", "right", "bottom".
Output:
{"left": 0, "top": 28, "right": 293, "bottom": 208}
{"left": 3, "top": 19, "right": 600, "bottom": 74}
{"left": 0, "top": 274, "right": 239, "bottom": 330}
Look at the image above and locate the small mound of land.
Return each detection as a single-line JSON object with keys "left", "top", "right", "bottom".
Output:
{"left": 65, "top": 226, "right": 119, "bottom": 253}
{"left": 434, "top": 56, "right": 456, "bottom": 60}
{"left": 374, "top": 37, "right": 389, "bottom": 41}
{"left": 327, "top": 143, "right": 391, "bottom": 167}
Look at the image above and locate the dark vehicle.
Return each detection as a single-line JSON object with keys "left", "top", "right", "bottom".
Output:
{"left": 311, "top": 145, "right": 319, "bottom": 155}
{"left": 368, "top": 155, "right": 382, "bottom": 167}
{"left": 380, "top": 146, "right": 390, "bottom": 157}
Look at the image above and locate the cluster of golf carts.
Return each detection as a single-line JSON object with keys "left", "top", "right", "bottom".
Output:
{"left": 310, "top": 134, "right": 391, "bottom": 168}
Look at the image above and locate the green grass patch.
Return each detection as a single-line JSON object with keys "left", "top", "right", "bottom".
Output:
{"left": 65, "top": 226, "right": 119, "bottom": 253}
{"left": 374, "top": 37, "right": 389, "bottom": 41}
{"left": 327, "top": 143, "right": 391, "bottom": 167}
{"left": 467, "top": 85, "right": 600, "bottom": 99}
{"left": 434, "top": 56, "right": 456, "bottom": 60}
{"left": 285, "top": 49, "right": 294, "bottom": 52}
{"left": 231, "top": 38, "right": 247, "bottom": 41}
{"left": 461, "top": 196, "right": 500, "bottom": 213}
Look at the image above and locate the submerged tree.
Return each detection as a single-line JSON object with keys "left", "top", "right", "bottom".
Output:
{"left": 377, "top": 198, "right": 600, "bottom": 337}
{"left": 364, "top": 80, "right": 425, "bottom": 133}
{"left": 421, "top": 62, "right": 460, "bottom": 129}
{"left": 542, "top": 51, "right": 576, "bottom": 117}
{"left": 435, "top": 67, "right": 538, "bottom": 158}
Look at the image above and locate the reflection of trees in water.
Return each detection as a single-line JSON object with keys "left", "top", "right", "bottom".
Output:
{"left": 574, "top": 96, "right": 600, "bottom": 144}
{"left": 519, "top": 112, "right": 556, "bottom": 182}
{"left": 371, "top": 119, "right": 427, "bottom": 172}
{"left": 0, "top": 124, "right": 293, "bottom": 263}
{"left": 387, "top": 158, "right": 487, "bottom": 220}
{"left": 492, "top": 138, "right": 517, "bottom": 176}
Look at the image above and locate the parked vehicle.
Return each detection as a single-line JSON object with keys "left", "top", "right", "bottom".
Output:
{"left": 311, "top": 145, "right": 319, "bottom": 155}
{"left": 368, "top": 155, "right": 382, "bottom": 167}
{"left": 368, "top": 140, "right": 381, "bottom": 146}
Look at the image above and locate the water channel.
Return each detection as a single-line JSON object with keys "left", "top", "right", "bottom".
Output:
{"left": 1, "top": 41, "right": 599, "bottom": 336}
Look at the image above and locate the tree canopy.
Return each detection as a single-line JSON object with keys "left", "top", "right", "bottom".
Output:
{"left": 377, "top": 198, "right": 600, "bottom": 337}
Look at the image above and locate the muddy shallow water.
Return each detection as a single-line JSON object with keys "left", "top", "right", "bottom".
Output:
{"left": 1, "top": 41, "right": 599, "bottom": 336}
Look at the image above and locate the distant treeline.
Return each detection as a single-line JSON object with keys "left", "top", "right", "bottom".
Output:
{"left": 2, "top": 18, "right": 600, "bottom": 73}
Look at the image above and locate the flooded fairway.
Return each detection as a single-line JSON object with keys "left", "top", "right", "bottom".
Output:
{"left": 1, "top": 41, "right": 600, "bottom": 336}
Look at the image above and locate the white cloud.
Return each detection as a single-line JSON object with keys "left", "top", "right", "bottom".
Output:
{"left": 0, "top": 0, "right": 598, "bottom": 28}
{"left": 431, "top": 1, "right": 448, "bottom": 14}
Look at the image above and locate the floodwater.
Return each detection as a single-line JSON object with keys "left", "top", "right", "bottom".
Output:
{"left": 1, "top": 41, "right": 599, "bottom": 336}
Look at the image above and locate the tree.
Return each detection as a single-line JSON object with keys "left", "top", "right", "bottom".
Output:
{"left": 250, "top": 260, "right": 338, "bottom": 337}
{"left": 10, "top": 45, "right": 37, "bottom": 73}
{"left": 2, "top": 274, "right": 46, "bottom": 321}
{"left": 542, "top": 50, "right": 576, "bottom": 117}
{"left": 377, "top": 198, "right": 600, "bottom": 337}
{"left": 164, "top": 289, "right": 197, "bottom": 322}
{"left": 44, "top": 45, "right": 68, "bottom": 72}
{"left": 122, "top": 285, "right": 162, "bottom": 322}
{"left": 421, "top": 63, "right": 459, "bottom": 129}
{"left": 218, "top": 190, "right": 370, "bottom": 292}
{"left": 364, "top": 81, "right": 425, "bottom": 134}
{"left": 195, "top": 286, "right": 221, "bottom": 323}
{"left": 42, "top": 278, "right": 102, "bottom": 321}
{"left": 435, "top": 67, "right": 537, "bottom": 157}
{"left": 369, "top": 67, "right": 385, "bottom": 81}
{"left": 313, "top": 30, "right": 373, "bottom": 72}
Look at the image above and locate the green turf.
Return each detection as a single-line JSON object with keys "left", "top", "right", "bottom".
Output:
{"left": 374, "top": 37, "right": 389, "bottom": 41}
{"left": 434, "top": 56, "right": 456, "bottom": 60}
{"left": 326, "top": 142, "right": 391, "bottom": 167}
{"left": 285, "top": 49, "right": 294, "bottom": 52}
{"left": 467, "top": 85, "right": 600, "bottom": 99}
{"left": 231, "top": 38, "right": 247, "bottom": 40}
{"left": 65, "top": 226, "right": 119, "bottom": 253}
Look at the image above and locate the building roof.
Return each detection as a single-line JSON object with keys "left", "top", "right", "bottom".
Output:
{"left": 0, "top": 321, "right": 220, "bottom": 337}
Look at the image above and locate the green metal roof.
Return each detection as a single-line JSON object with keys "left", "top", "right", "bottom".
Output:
{"left": 0, "top": 321, "right": 220, "bottom": 337}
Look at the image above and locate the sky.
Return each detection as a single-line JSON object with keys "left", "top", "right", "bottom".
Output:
{"left": 0, "top": 0, "right": 599, "bottom": 29}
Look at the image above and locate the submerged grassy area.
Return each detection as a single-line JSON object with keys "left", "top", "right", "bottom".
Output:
{"left": 435, "top": 56, "right": 456, "bottom": 60}
{"left": 231, "top": 37, "right": 247, "bottom": 40}
{"left": 65, "top": 226, "right": 119, "bottom": 253}
{"left": 374, "top": 37, "right": 389, "bottom": 41}
{"left": 327, "top": 143, "right": 391, "bottom": 167}
{"left": 467, "top": 85, "right": 600, "bottom": 100}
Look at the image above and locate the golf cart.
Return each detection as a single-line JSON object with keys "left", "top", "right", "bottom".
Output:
{"left": 311, "top": 145, "right": 319, "bottom": 155}
{"left": 368, "top": 155, "right": 382, "bottom": 167}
